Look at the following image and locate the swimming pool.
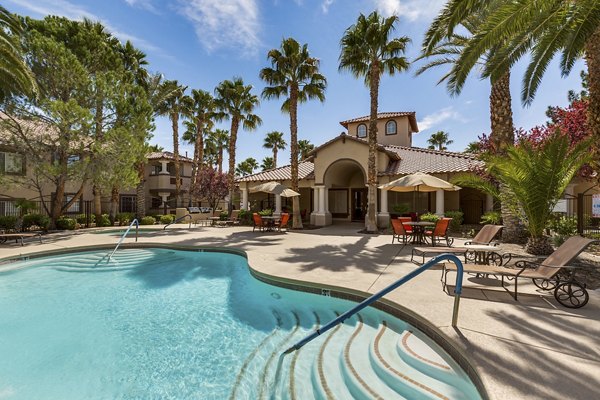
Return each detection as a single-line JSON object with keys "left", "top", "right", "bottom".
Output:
{"left": 0, "top": 248, "right": 483, "bottom": 399}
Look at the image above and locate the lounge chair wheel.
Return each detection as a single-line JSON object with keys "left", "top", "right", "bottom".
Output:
{"left": 488, "top": 252, "right": 503, "bottom": 266}
{"left": 465, "top": 251, "right": 477, "bottom": 263}
{"left": 554, "top": 281, "right": 589, "bottom": 309}
{"left": 533, "top": 276, "right": 559, "bottom": 291}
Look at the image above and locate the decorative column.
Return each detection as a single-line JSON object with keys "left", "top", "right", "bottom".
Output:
{"left": 160, "top": 161, "right": 169, "bottom": 174}
{"left": 241, "top": 188, "right": 248, "bottom": 210}
{"left": 435, "top": 189, "right": 444, "bottom": 216}
{"left": 274, "top": 194, "right": 282, "bottom": 216}
{"left": 319, "top": 186, "right": 325, "bottom": 213}
{"left": 485, "top": 194, "right": 494, "bottom": 212}
{"left": 377, "top": 188, "right": 390, "bottom": 228}
{"left": 310, "top": 187, "right": 319, "bottom": 225}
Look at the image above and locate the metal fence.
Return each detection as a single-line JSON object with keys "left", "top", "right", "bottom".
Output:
{"left": 556, "top": 193, "right": 600, "bottom": 236}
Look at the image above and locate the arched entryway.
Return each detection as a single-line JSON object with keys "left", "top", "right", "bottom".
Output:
{"left": 321, "top": 159, "right": 366, "bottom": 223}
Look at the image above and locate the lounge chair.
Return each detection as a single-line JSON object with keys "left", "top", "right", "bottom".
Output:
{"left": 443, "top": 236, "right": 598, "bottom": 308}
{"left": 278, "top": 213, "right": 290, "bottom": 232}
{"left": 411, "top": 224, "right": 503, "bottom": 265}
{"left": 0, "top": 230, "right": 43, "bottom": 246}
{"left": 227, "top": 210, "right": 240, "bottom": 225}
{"left": 424, "top": 217, "right": 453, "bottom": 246}
{"left": 252, "top": 213, "right": 264, "bottom": 232}
{"left": 391, "top": 219, "right": 410, "bottom": 244}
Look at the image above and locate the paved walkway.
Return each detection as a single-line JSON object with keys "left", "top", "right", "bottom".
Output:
{"left": 2, "top": 223, "right": 599, "bottom": 400}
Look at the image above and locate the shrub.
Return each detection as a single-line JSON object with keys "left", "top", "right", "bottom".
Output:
{"left": 140, "top": 216, "right": 156, "bottom": 225}
{"left": 481, "top": 211, "right": 502, "bottom": 225}
{"left": 258, "top": 209, "right": 272, "bottom": 216}
{"left": 419, "top": 212, "right": 440, "bottom": 223}
{"left": 56, "top": 217, "right": 76, "bottom": 230}
{"left": 0, "top": 216, "right": 18, "bottom": 231}
{"left": 116, "top": 212, "right": 135, "bottom": 226}
{"left": 160, "top": 214, "right": 174, "bottom": 224}
{"left": 392, "top": 203, "right": 410, "bottom": 214}
{"left": 549, "top": 215, "right": 578, "bottom": 236}
{"left": 238, "top": 209, "right": 252, "bottom": 225}
{"left": 220, "top": 211, "right": 229, "bottom": 221}
{"left": 22, "top": 214, "right": 50, "bottom": 230}
{"left": 95, "top": 214, "right": 112, "bottom": 227}
{"left": 444, "top": 210, "right": 464, "bottom": 231}
{"left": 75, "top": 213, "right": 95, "bottom": 225}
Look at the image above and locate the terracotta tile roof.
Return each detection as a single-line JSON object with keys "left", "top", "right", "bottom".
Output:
{"left": 382, "top": 145, "right": 484, "bottom": 175}
{"left": 306, "top": 133, "right": 400, "bottom": 160}
{"left": 236, "top": 161, "right": 315, "bottom": 182}
{"left": 147, "top": 151, "right": 193, "bottom": 162}
{"left": 339, "top": 112, "right": 419, "bottom": 132}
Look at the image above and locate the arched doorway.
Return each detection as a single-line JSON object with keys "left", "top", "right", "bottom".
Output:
{"left": 323, "top": 159, "right": 366, "bottom": 222}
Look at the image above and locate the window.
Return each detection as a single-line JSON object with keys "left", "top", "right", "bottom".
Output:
{"left": 64, "top": 194, "right": 81, "bottom": 213}
{"left": 0, "top": 151, "right": 24, "bottom": 175}
{"left": 385, "top": 120, "right": 397, "bottom": 135}
{"left": 151, "top": 197, "right": 162, "bottom": 209}
{"left": 357, "top": 124, "right": 367, "bottom": 138}
{"left": 120, "top": 195, "right": 137, "bottom": 213}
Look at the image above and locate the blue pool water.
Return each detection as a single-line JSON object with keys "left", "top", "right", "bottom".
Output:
{"left": 0, "top": 249, "right": 482, "bottom": 399}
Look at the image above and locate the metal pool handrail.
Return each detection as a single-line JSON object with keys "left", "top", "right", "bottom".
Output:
{"left": 108, "top": 219, "right": 139, "bottom": 260}
{"left": 283, "top": 253, "right": 465, "bottom": 354}
{"left": 164, "top": 214, "right": 192, "bottom": 230}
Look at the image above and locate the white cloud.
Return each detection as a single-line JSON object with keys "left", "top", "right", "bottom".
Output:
{"left": 177, "top": 0, "right": 261, "bottom": 56}
{"left": 321, "top": 0, "right": 334, "bottom": 13}
{"left": 372, "top": 0, "right": 445, "bottom": 21}
{"left": 124, "top": 0, "right": 158, "bottom": 13}
{"left": 417, "top": 106, "right": 465, "bottom": 132}
{"left": 6, "top": 0, "right": 166, "bottom": 56}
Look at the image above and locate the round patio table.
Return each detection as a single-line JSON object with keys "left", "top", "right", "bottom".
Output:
{"left": 464, "top": 244, "right": 504, "bottom": 265}
{"left": 401, "top": 221, "right": 435, "bottom": 245}
{"left": 261, "top": 216, "right": 280, "bottom": 231}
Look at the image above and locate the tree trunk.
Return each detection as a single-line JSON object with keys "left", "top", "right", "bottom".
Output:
{"left": 585, "top": 26, "right": 600, "bottom": 179}
{"left": 93, "top": 90, "right": 104, "bottom": 222}
{"left": 50, "top": 175, "right": 66, "bottom": 229}
{"left": 365, "top": 66, "right": 380, "bottom": 233}
{"left": 109, "top": 185, "right": 119, "bottom": 224}
{"left": 273, "top": 147, "right": 278, "bottom": 169}
{"left": 289, "top": 85, "right": 303, "bottom": 229}
{"left": 228, "top": 118, "right": 239, "bottom": 214}
{"left": 172, "top": 112, "right": 181, "bottom": 207}
{"left": 217, "top": 146, "right": 223, "bottom": 173}
{"left": 93, "top": 185, "right": 102, "bottom": 223}
{"left": 136, "top": 162, "right": 146, "bottom": 218}
{"left": 525, "top": 236, "right": 554, "bottom": 256}
{"left": 192, "top": 117, "right": 204, "bottom": 186}
{"left": 489, "top": 71, "right": 524, "bottom": 243}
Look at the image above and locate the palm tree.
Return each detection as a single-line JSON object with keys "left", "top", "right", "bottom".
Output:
{"left": 298, "top": 139, "right": 315, "bottom": 161}
{"left": 205, "top": 129, "right": 229, "bottom": 172}
{"left": 263, "top": 131, "right": 287, "bottom": 168}
{"left": 261, "top": 156, "right": 275, "bottom": 171}
{"left": 260, "top": 37, "right": 327, "bottom": 229}
{"left": 182, "top": 89, "right": 220, "bottom": 184}
{"left": 236, "top": 158, "right": 258, "bottom": 177}
{"left": 454, "top": 133, "right": 591, "bottom": 255}
{"left": 0, "top": 5, "right": 37, "bottom": 100}
{"left": 339, "top": 12, "right": 410, "bottom": 232}
{"left": 215, "top": 78, "right": 262, "bottom": 213}
{"left": 464, "top": 141, "right": 482, "bottom": 154}
{"left": 424, "top": 0, "right": 600, "bottom": 171}
{"left": 427, "top": 131, "right": 453, "bottom": 151}
{"left": 156, "top": 80, "right": 188, "bottom": 207}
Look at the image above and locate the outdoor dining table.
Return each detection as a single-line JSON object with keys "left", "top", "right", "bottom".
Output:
{"left": 261, "top": 216, "right": 280, "bottom": 231}
{"left": 401, "top": 221, "right": 435, "bottom": 245}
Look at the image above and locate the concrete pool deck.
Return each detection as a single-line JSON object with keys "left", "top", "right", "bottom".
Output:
{"left": 2, "top": 223, "right": 599, "bottom": 400}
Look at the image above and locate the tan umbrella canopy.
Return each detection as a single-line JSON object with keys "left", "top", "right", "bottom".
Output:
{"left": 249, "top": 181, "right": 300, "bottom": 197}
{"left": 378, "top": 172, "right": 461, "bottom": 192}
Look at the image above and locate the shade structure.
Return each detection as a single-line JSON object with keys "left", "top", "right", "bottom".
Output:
{"left": 378, "top": 172, "right": 461, "bottom": 192}
{"left": 249, "top": 181, "right": 300, "bottom": 197}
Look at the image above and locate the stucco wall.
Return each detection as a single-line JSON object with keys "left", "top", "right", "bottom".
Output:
{"left": 346, "top": 116, "right": 412, "bottom": 147}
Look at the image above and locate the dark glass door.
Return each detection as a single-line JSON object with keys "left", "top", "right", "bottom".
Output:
{"left": 351, "top": 189, "right": 367, "bottom": 221}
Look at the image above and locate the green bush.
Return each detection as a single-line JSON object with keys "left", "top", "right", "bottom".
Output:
{"left": 22, "top": 214, "right": 50, "bottom": 230}
{"left": 56, "top": 217, "right": 76, "bottom": 230}
{"left": 392, "top": 203, "right": 410, "bottom": 214}
{"left": 160, "top": 214, "right": 174, "bottom": 224}
{"left": 419, "top": 212, "right": 440, "bottom": 223}
{"left": 258, "top": 209, "right": 273, "bottom": 216}
{"left": 220, "top": 211, "right": 229, "bottom": 221}
{"left": 0, "top": 216, "right": 18, "bottom": 231}
{"left": 140, "top": 216, "right": 156, "bottom": 225}
{"left": 95, "top": 214, "right": 112, "bottom": 227}
{"left": 75, "top": 213, "right": 95, "bottom": 224}
{"left": 116, "top": 212, "right": 135, "bottom": 226}
{"left": 549, "top": 215, "right": 578, "bottom": 236}
{"left": 444, "top": 210, "right": 464, "bottom": 231}
{"left": 481, "top": 211, "right": 502, "bottom": 225}
{"left": 238, "top": 209, "right": 252, "bottom": 225}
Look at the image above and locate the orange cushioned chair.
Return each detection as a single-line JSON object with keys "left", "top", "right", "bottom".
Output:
{"left": 252, "top": 213, "right": 264, "bottom": 232}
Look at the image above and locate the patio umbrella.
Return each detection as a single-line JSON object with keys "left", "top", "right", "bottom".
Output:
{"left": 249, "top": 181, "right": 300, "bottom": 197}
{"left": 378, "top": 172, "right": 460, "bottom": 210}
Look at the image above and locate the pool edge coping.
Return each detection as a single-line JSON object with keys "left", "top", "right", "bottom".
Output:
{"left": 0, "top": 243, "right": 489, "bottom": 399}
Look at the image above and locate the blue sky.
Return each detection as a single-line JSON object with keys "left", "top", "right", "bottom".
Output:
{"left": 6, "top": 0, "right": 585, "bottom": 168}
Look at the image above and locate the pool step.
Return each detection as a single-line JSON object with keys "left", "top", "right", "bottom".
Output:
{"left": 230, "top": 309, "right": 478, "bottom": 400}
